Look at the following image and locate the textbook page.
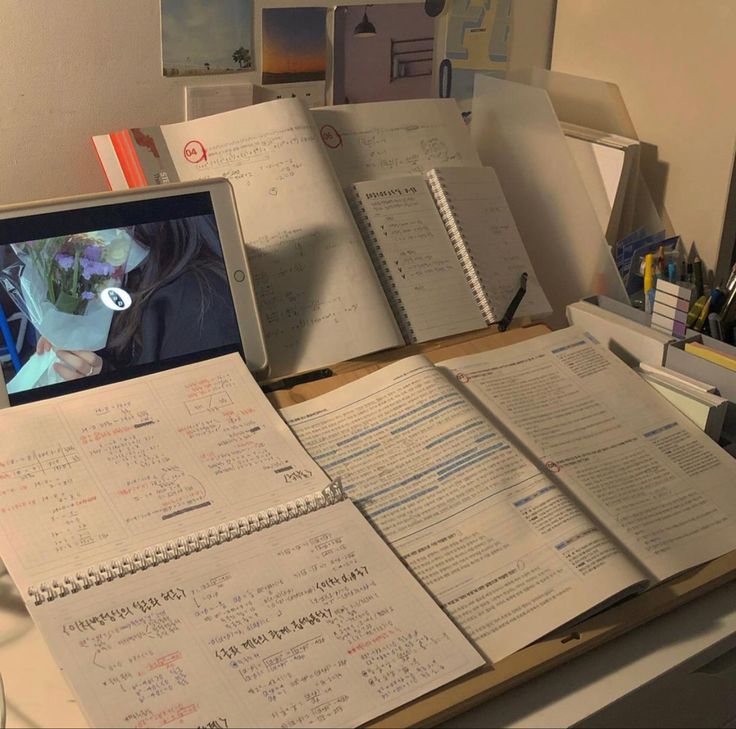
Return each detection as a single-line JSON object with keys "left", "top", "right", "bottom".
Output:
{"left": 32, "top": 500, "right": 484, "bottom": 728}
{"left": 311, "top": 99, "right": 481, "bottom": 189}
{"left": 112, "top": 98, "right": 402, "bottom": 377}
{"left": 438, "top": 327, "right": 736, "bottom": 582}
{"left": 0, "top": 354, "right": 333, "bottom": 597}
{"left": 350, "top": 176, "right": 486, "bottom": 342}
{"left": 282, "top": 356, "right": 646, "bottom": 662}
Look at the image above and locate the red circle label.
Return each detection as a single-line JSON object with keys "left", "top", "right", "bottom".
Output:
{"left": 183, "top": 140, "right": 207, "bottom": 163}
{"left": 320, "top": 124, "right": 342, "bottom": 149}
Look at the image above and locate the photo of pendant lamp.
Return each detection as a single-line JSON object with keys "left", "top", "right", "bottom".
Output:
{"left": 354, "top": 5, "right": 377, "bottom": 37}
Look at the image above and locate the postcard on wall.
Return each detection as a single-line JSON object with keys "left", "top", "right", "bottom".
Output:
{"left": 435, "top": 0, "right": 512, "bottom": 112}
{"left": 261, "top": 7, "right": 328, "bottom": 85}
{"left": 331, "top": 3, "right": 435, "bottom": 105}
{"left": 161, "top": 0, "right": 254, "bottom": 77}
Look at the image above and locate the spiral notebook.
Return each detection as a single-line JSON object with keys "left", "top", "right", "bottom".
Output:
{"left": 0, "top": 354, "right": 483, "bottom": 727}
{"left": 349, "top": 166, "right": 551, "bottom": 344}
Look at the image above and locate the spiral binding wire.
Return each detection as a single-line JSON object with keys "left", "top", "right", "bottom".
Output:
{"left": 348, "top": 187, "right": 418, "bottom": 344}
{"left": 426, "top": 170, "right": 497, "bottom": 325}
{"left": 28, "top": 481, "right": 345, "bottom": 606}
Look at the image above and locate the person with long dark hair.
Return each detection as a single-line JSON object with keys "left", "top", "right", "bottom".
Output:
{"left": 35, "top": 216, "right": 239, "bottom": 380}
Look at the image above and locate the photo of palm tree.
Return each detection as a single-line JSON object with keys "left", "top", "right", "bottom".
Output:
{"left": 261, "top": 7, "right": 327, "bottom": 84}
{"left": 161, "top": 0, "right": 254, "bottom": 77}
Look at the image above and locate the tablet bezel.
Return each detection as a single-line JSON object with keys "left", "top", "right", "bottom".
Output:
{"left": 0, "top": 178, "right": 268, "bottom": 408}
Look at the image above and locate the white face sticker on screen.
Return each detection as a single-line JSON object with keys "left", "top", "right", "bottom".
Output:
{"left": 100, "top": 286, "right": 132, "bottom": 311}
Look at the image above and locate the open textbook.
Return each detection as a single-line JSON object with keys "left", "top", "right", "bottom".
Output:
{"left": 0, "top": 354, "right": 483, "bottom": 728}
{"left": 282, "top": 326, "right": 736, "bottom": 663}
{"left": 92, "top": 98, "right": 548, "bottom": 375}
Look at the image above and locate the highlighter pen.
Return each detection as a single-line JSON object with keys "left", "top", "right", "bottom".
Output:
{"left": 708, "top": 312, "right": 724, "bottom": 341}
{"left": 721, "top": 263, "right": 736, "bottom": 312}
{"left": 667, "top": 261, "right": 677, "bottom": 283}
{"left": 686, "top": 295, "right": 708, "bottom": 329}
{"left": 694, "top": 294, "right": 713, "bottom": 331}
{"left": 692, "top": 256, "right": 704, "bottom": 298}
{"left": 643, "top": 253, "right": 655, "bottom": 314}
{"left": 720, "top": 295, "right": 736, "bottom": 338}
{"left": 709, "top": 287, "right": 725, "bottom": 315}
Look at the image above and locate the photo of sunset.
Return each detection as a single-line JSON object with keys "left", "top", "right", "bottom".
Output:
{"left": 261, "top": 7, "right": 327, "bottom": 84}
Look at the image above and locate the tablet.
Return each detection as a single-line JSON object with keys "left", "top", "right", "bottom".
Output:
{"left": 0, "top": 179, "right": 268, "bottom": 407}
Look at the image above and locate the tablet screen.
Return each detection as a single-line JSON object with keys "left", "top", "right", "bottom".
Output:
{"left": 1, "top": 191, "right": 244, "bottom": 406}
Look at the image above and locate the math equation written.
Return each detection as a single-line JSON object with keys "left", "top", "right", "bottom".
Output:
{"left": 35, "top": 501, "right": 479, "bottom": 727}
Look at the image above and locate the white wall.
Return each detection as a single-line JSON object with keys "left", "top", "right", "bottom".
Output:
{"left": 0, "top": 0, "right": 553, "bottom": 207}
{"left": 552, "top": 0, "right": 736, "bottom": 282}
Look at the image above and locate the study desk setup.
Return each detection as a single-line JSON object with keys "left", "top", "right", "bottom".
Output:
{"left": 1, "top": 87, "right": 736, "bottom": 729}
{"left": 1, "top": 321, "right": 735, "bottom": 729}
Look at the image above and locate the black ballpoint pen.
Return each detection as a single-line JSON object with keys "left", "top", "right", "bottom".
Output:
{"left": 261, "top": 368, "right": 334, "bottom": 393}
{"left": 497, "top": 272, "right": 528, "bottom": 332}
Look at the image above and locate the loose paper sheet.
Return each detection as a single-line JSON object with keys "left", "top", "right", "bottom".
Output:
{"left": 153, "top": 98, "right": 403, "bottom": 376}
{"left": 312, "top": 98, "right": 481, "bottom": 188}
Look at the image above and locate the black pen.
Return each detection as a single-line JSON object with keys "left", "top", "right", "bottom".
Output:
{"left": 497, "top": 272, "right": 528, "bottom": 332}
{"left": 261, "top": 368, "right": 334, "bottom": 393}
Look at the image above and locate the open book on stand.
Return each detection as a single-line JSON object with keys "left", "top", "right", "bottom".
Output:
{"left": 349, "top": 166, "right": 550, "bottom": 343}
{"left": 0, "top": 354, "right": 483, "bottom": 728}
{"left": 281, "top": 326, "right": 736, "bottom": 663}
{"left": 92, "top": 98, "right": 549, "bottom": 377}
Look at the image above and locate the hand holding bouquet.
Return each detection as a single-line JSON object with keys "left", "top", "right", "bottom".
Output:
{"left": 2, "top": 228, "right": 148, "bottom": 393}
{"left": 18, "top": 231, "right": 133, "bottom": 317}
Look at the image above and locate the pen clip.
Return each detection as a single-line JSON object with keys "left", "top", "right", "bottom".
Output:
{"left": 498, "top": 272, "right": 528, "bottom": 332}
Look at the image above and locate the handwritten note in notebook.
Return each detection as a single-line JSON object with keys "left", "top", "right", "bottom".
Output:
{"left": 30, "top": 498, "right": 484, "bottom": 728}
{"left": 0, "top": 353, "right": 332, "bottom": 597}
{"left": 349, "top": 176, "right": 486, "bottom": 343}
{"left": 0, "top": 356, "right": 483, "bottom": 726}
{"left": 426, "top": 166, "right": 551, "bottom": 321}
{"left": 349, "top": 166, "right": 551, "bottom": 343}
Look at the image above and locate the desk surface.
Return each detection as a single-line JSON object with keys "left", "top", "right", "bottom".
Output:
{"left": 2, "top": 324, "right": 735, "bottom": 729}
{"left": 440, "top": 579, "right": 736, "bottom": 728}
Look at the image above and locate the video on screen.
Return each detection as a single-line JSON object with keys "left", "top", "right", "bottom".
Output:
{"left": 0, "top": 195, "right": 242, "bottom": 405}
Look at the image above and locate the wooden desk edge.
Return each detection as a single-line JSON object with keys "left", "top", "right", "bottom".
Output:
{"left": 269, "top": 323, "right": 736, "bottom": 728}
{"left": 268, "top": 323, "right": 550, "bottom": 408}
{"left": 368, "top": 550, "right": 736, "bottom": 728}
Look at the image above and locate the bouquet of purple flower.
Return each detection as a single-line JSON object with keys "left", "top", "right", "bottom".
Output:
{"left": 18, "top": 231, "right": 132, "bottom": 315}
{"left": 1, "top": 228, "right": 147, "bottom": 394}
